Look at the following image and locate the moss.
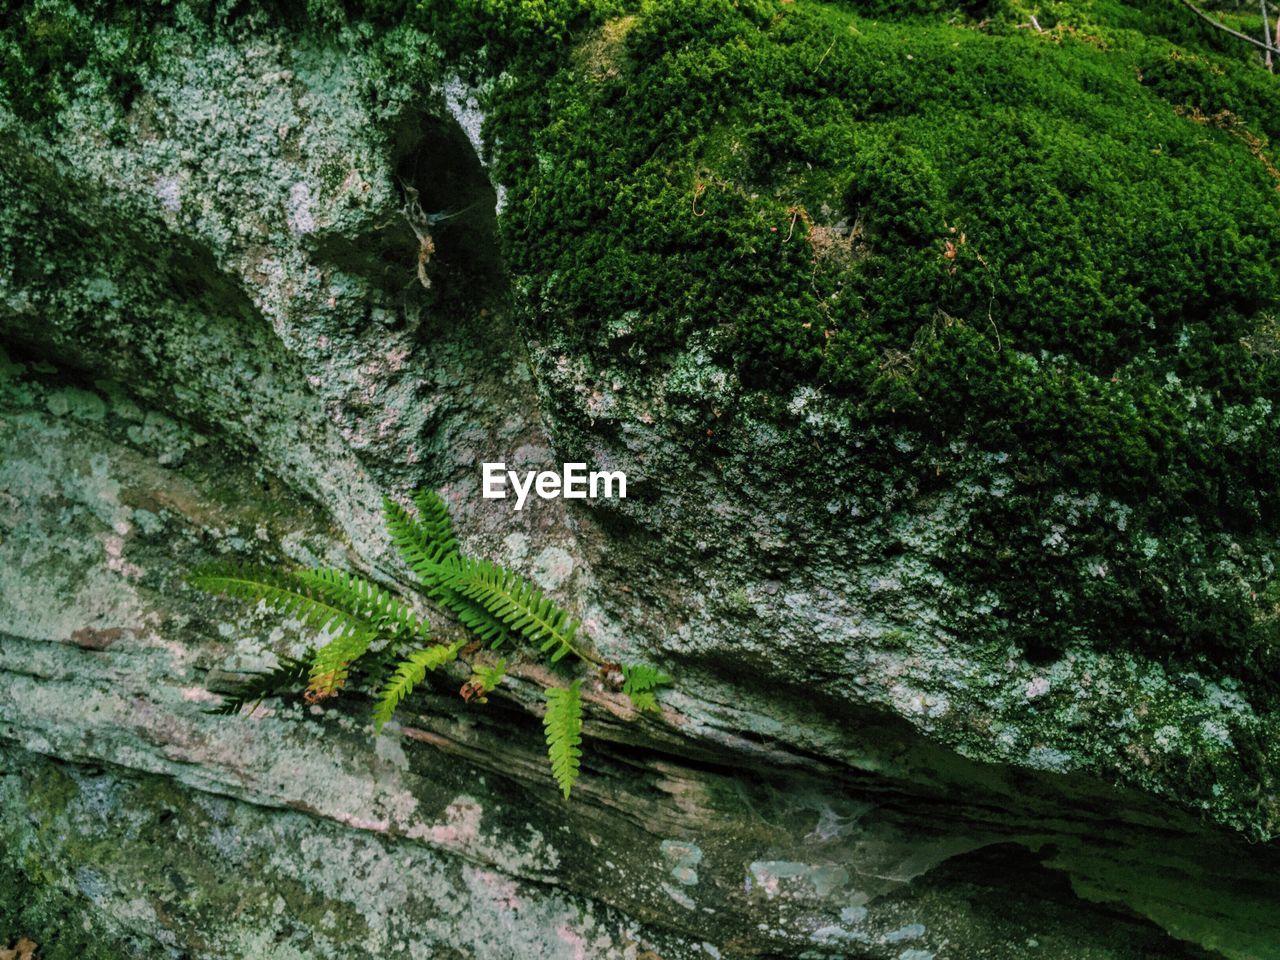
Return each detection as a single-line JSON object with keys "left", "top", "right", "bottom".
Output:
{"left": 420, "top": 0, "right": 1280, "bottom": 689}
{"left": 720, "top": 586, "right": 755, "bottom": 617}
{"left": 0, "top": 0, "right": 404, "bottom": 124}
{"left": 0, "top": 1, "right": 171, "bottom": 122}
{"left": 0, "top": 765, "right": 136, "bottom": 959}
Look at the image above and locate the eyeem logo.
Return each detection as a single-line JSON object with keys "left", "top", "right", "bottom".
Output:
{"left": 482, "top": 462, "right": 627, "bottom": 510}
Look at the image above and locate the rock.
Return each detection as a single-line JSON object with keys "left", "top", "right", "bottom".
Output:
{"left": 2, "top": 3, "right": 1279, "bottom": 959}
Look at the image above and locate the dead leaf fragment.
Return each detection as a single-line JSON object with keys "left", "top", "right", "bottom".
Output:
{"left": 0, "top": 937, "right": 39, "bottom": 960}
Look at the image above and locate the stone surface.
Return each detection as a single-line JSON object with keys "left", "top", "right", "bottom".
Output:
{"left": 2, "top": 5, "right": 1278, "bottom": 959}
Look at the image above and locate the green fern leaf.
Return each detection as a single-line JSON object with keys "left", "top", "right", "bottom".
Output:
{"left": 620, "top": 664, "right": 671, "bottom": 712}
{"left": 621, "top": 664, "right": 672, "bottom": 693}
{"left": 383, "top": 493, "right": 458, "bottom": 585}
{"left": 190, "top": 565, "right": 428, "bottom": 700}
{"left": 309, "top": 627, "right": 378, "bottom": 699}
{"left": 384, "top": 493, "right": 511, "bottom": 648}
{"left": 471, "top": 658, "right": 507, "bottom": 692}
{"left": 208, "top": 654, "right": 310, "bottom": 716}
{"left": 440, "top": 557, "right": 582, "bottom": 662}
{"left": 462, "top": 657, "right": 507, "bottom": 703}
{"left": 413, "top": 489, "right": 459, "bottom": 557}
{"left": 373, "top": 639, "right": 466, "bottom": 733}
{"left": 188, "top": 565, "right": 370, "bottom": 641}
{"left": 621, "top": 663, "right": 672, "bottom": 694}
{"left": 292, "top": 567, "right": 430, "bottom": 640}
{"left": 434, "top": 584, "right": 513, "bottom": 648}
{"left": 543, "top": 680, "right": 583, "bottom": 799}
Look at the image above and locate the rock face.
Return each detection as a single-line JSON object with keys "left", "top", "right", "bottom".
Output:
{"left": 2, "top": 4, "right": 1279, "bottom": 959}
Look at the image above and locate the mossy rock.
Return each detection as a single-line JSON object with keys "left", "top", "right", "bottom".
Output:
{"left": 422, "top": 0, "right": 1280, "bottom": 689}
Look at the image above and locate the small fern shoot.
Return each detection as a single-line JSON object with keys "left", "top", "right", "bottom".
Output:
{"left": 621, "top": 663, "right": 673, "bottom": 713}
{"left": 462, "top": 658, "right": 507, "bottom": 703}
{"left": 471, "top": 658, "right": 507, "bottom": 692}
{"left": 543, "top": 680, "right": 584, "bottom": 799}
{"left": 373, "top": 639, "right": 466, "bottom": 733}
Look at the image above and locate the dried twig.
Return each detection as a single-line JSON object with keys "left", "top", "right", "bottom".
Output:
{"left": 1179, "top": 0, "right": 1278, "bottom": 54}
{"left": 1263, "top": 0, "right": 1274, "bottom": 70}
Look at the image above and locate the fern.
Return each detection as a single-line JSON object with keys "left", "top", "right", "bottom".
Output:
{"left": 208, "top": 654, "right": 310, "bottom": 715}
{"left": 190, "top": 564, "right": 426, "bottom": 700}
{"left": 385, "top": 493, "right": 511, "bottom": 647}
{"left": 471, "top": 658, "right": 507, "bottom": 693}
{"left": 308, "top": 627, "right": 378, "bottom": 699}
{"left": 348, "top": 643, "right": 404, "bottom": 692}
{"left": 621, "top": 663, "right": 672, "bottom": 713}
{"left": 188, "top": 565, "right": 372, "bottom": 641}
{"left": 383, "top": 494, "right": 457, "bottom": 581}
{"left": 543, "top": 680, "right": 583, "bottom": 799}
{"left": 438, "top": 557, "right": 583, "bottom": 662}
{"left": 192, "top": 488, "right": 673, "bottom": 799}
{"left": 373, "top": 639, "right": 466, "bottom": 733}
{"left": 462, "top": 657, "right": 507, "bottom": 703}
{"left": 291, "top": 567, "right": 430, "bottom": 640}
{"left": 414, "top": 489, "right": 459, "bottom": 558}
{"left": 293, "top": 567, "right": 435, "bottom": 697}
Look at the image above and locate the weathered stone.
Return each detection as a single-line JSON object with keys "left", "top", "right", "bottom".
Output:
{"left": 2, "top": 6, "right": 1278, "bottom": 959}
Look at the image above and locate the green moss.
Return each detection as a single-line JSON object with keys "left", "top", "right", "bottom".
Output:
{"left": 0, "top": 0, "right": 395, "bottom": 124}
{"left": 0, "top": 1, "right": 170, "bottom": 122}
{"left": 0, "top": 765, "right": 131, "bottom": 959}
{"left": 721, "top": 586, "right": 755, "bottom": 617}
{"left": 423, "top": 0, "right": 1280, "bottom": 685}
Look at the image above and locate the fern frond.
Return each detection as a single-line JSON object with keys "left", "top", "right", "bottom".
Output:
{"left": 308, "top": 628, "right": 378, "bottom": 700}
{"left": 291, "top": 567, "right": 429, "bottom": 640}
{"left": 621, "top": 663, "right": 673, "bottom": 693}
{"left": 621, "top": 664, "right": 672, "bottom": 712}
{"left": 207, "top": 654, "right": 310, "bottom": 715}
{"left": 413, "top": 489, "right": 459, "bottom": 556}
{"left": 383, "top": 492, "right": 458, "bottom": 587}
{"left": 432, "top": 581, "right": 513, "bottom": 649}
{"left": 373, "top": 639, "right": 466, "bottom": 733}
{"left": 191, "top": 564, "right": 427, "bottom": 701}
{"left": 543, "top": 680, "right": 583, "bottom": 799}
{"left": 439, "top": 557, "right": 583, "bottom": 662}
{"left": 188, "top": 565, "right": 370, "bottom": 640}
{"left": 384, "top": 493, "right": 512, "bottom": 648}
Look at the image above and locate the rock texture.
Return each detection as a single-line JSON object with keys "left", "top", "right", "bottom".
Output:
{"left": 2, "top": 6, "right": 1279, "bottom": 959}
